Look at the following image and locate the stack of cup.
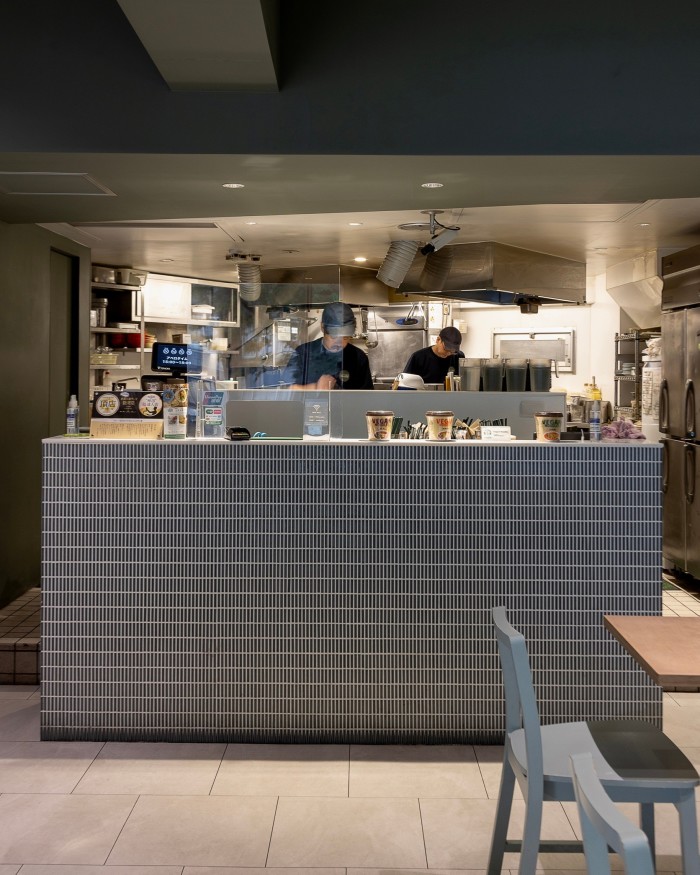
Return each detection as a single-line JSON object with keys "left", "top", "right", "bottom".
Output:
{"left": 426, "top": 411, "right": 454, "bottom": 440}
{"left": 366, "top": 411, "right": 394, "bottom": 441}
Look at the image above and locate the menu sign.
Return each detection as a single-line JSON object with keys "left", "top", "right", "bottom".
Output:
{"left": 90, "top": 391, "right": 164, "bottom": 439}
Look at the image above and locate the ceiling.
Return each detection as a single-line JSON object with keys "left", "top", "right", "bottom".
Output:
{"left": 3, "top": 1, "right": 700, "bottom": 286}
{"left": 1, "top": 153, "right": 697, "bottom": 286}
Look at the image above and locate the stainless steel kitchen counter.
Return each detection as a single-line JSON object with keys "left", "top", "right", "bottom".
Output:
{"left": 41, "top": 438, "right": 662, "bottom": 743}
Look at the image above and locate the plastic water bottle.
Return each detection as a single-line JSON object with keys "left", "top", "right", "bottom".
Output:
{"left": 66, "top": 395, "right": 79, "bottom": 435}
{"left": 589, "top": 399, "right": 601, "bottom": 442}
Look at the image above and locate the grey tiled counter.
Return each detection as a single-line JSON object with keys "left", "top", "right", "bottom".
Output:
{"left": 41, "top": 438, "right": 662, "bottom": 742}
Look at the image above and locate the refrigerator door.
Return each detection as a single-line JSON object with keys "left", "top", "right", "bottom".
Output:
{"left": 662, "top": 438, "right": 687, "bottom": 572}
{"left": 661, "top": 309, "right": 687, "bottom": 438}
{"left": 686, "top": 306, "right": 700, "bottom": 440}
{"left": 686, "top": 443, "right": 700, "bottom": 578}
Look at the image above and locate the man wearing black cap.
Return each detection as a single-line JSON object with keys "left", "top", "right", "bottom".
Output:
{"left": 402, "top": 326, "right": 464, "bottom": 385}
{"left": 284, "top": 302, "right": 374, "bottom": 390}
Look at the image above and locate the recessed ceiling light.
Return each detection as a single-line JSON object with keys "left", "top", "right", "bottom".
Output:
{"left": 637, "top": 222, "right": 651, "bottom": 227}
{"left": 421, "top": 182, "right": 443, "bottom": 188}
{"left": 159, "top": 258, "right": 174, "bottom": 262}
{"left": 348, "top": 222, "right": 363, "bottom": 226}
{"left": 245, "top": 221, "right": 257, "bottom": 225}
{"left": 222, "top": 182, "right": 245, "bottom": 189}
{"left": 354, "top": 256, "right": 367, "bottom": 263}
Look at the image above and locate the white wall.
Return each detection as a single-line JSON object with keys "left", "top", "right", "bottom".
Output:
{"left": 454, "top": 273, "right": 625, "bottom": 404}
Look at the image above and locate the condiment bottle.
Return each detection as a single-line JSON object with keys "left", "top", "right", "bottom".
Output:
{"left": 66, "top": 395, "right": 79, "bottom": 435}
{"left": 589, "top": 399, "right": 601, "bottom": 441}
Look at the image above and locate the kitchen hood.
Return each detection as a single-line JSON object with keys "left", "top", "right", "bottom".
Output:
{"left": 255, "top": 263, "right": 391, "bottom": 306}
{"left": 396, "top": 241, "right": 586, "bottom": 309}
{"left": 605, "top": 251, "right": 662, "bottom": 328}
{"left": 253, "top": 242, "right": 587, "bottom": 310}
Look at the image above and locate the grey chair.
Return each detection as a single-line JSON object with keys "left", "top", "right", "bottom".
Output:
{"left": 487, "top": 606, "right": 700, "bottom": 875}
{"left": 570, "top": 751, "right": 655, "bottom": 875}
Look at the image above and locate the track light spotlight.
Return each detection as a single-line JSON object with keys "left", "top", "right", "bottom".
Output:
{"left": 419, "top": 226, "right": 460, "bottom": 256}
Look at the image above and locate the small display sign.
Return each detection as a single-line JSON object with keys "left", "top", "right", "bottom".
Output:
{"left": 151, "top": 342, "right": 202, "bottom": 375}
{"left": 201, "top": 390, "right": 225, "bottom": 438}
{"left": 480, "top": 425, "right": 513, "bottom": 441}
{"left": 90, "top": 391, "right": 164, "bottom": 439}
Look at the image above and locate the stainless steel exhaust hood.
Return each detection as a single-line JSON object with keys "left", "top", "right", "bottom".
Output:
{"left": 253, "top": 242, "right": 586, "bottom": 310}
{"left": 397, "top": 241, "right": 586, "bottom": 308}
{"left": 255, "top": 263, "right": 391, "bottom": 306}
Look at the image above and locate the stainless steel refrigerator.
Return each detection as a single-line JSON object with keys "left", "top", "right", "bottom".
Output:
{"left": 660, "top": 244, "right": 700, "bottom": 578}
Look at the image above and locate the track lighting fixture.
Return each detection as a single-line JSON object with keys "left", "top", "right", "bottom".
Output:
{"left": 377, "top": 210, "right": 460, "bottom": 290}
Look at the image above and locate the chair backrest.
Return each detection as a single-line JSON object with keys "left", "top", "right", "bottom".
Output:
{"left": 492, "top": 606, "right": 544, "bottom": 789}
{"left": 570, "top": 752, "right": 656, "bottom": 875}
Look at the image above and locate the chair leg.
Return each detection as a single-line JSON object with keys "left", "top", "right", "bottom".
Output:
{"left": 640, "top": 802, "right": 656, "bottom": 860}
{"left": 518, "top": 785, "right": 543, "bottom": 875}
{"left": 675, "top": 791, "right": 700, "bottom": 875}
{"left": 487, "top": 755, "right": 517, "bottom": 875}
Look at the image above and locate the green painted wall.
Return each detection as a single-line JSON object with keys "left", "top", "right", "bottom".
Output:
{"left": 0, "top": 222, "right": 89, "bottom": 608}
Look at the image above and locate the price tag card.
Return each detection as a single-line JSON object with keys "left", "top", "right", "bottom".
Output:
{"left": 480, "top": 425, "right": 513, "bottom": 441}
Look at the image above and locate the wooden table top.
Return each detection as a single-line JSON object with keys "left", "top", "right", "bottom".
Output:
{"left": 604, "top": 615, "right": 700, "bottom": 691}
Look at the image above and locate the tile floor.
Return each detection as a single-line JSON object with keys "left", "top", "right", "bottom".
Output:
{"left": 663, "top": 579, "right": 700, "bottom": 617}
{"left": 0, "top": 687, "right": 698, "bottom": 874}
{"left": 0, "top": 583, "right": 696, "bottom": 873}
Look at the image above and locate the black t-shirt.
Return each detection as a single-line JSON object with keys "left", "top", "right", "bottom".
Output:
{"left": 403, "top": 346, "right": 465, "bottom": 384}
{"left": 283, "top": 338, "right": 374, "bottom": 389}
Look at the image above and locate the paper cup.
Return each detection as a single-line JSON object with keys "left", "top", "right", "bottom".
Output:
{"left": 366, "top": 411, "right": 394, "bottom": 441}
{"left": 426, "top": 410, "right": 454, "bottom": 440}
{"left": 534, "top": 411, "right": 563, "bottom": 442}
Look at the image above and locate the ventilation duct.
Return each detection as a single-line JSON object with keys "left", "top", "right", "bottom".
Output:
{"left": 377, "top": 240, "right": 420, "bottom": 288}
{"left": 237, "top": 263, "right": 262, "bottom": 302}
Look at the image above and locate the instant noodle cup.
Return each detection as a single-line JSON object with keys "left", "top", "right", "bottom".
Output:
{"left": 366, "top": 411, "right": 394, "bottom": 441}
{"left": 426, "top": 410, "right": 454, "bottom": 441}
{"left": 534, "top": 411, "right": 563, "bottom": 442}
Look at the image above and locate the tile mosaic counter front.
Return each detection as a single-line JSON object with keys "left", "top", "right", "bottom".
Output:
{"left": 41, "top": 438, "right": 662, "bottom": 742}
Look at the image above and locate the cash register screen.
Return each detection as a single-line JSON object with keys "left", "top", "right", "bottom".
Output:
{"left": 151, "top": 342, "right": 202, "bottom": 375}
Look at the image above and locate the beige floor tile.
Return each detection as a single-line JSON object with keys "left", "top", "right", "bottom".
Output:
{"left": 0, "top": 793, "right": 136, "bottom": 865}
{"left": 212, "top": 743, "right": 349, "bottom": 797}
{"left": 0, "top": 699, "right": 40, "bottom": 741}
{"left": 0, "top": 685, "right": 38, "bottom": 699}
{"left": 0, "top": 740, "right": 103, "bottom": 793}
{"left": 683, "top": 747, "right": 700, "bottom": 769}
{"left": 668, "top": 692, "right": 700, "bottom": 706}
{"left": 349, "top": 744, "right": 486, "bottom": 799}
{"left": 185, "top": 869, "right": 344, "bottom": 875}
{"left": 20, "top": 867, "right": 183, "bottom": 874}
{"left": 0, "top": 866, "right": 20, "bottom": 875}
{"left": 664, "top": 702, "right": 700, "bottom": 748}
{"left": 420, "top": 797, "right": 576, "bottom": 870}
{"left": 107, "top": 794, "right": 277, "bottom": 867}
{"left": 268, "top": 796, "right": 426, "bottom": 868}
{"left": 474, "top": 746, "right": 523, "bottom": 801}
{"left": 350, "top": 869, "right": 488, "bottom": 875}
{"left": 74, "top": 741, "right": 226, "bottom": 795}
